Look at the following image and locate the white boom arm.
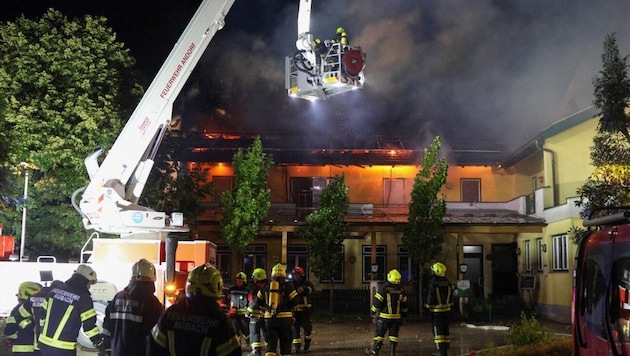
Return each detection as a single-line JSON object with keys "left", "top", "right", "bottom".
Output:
{"left": 78, "top": 0, "right": 235, "bottom": 235}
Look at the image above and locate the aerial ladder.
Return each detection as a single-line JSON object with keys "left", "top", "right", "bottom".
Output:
{"left": 285, "top": 0, "right": 366, "bottom": 101}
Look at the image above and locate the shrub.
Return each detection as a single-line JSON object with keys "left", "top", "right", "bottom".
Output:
{"left": 506, "top": 311, "right": 551, "bottom": 347}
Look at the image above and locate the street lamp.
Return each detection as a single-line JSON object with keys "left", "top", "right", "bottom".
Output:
{"left": 19, "top": 162, "right": 29, "bottom": 263}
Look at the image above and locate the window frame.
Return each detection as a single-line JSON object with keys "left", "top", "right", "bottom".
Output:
{"left": 552, "top": 234, "right": 569, "bottom": 271}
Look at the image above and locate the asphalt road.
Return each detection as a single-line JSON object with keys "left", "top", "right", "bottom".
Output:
{"left": 77, "top": 317, "right": 572, "bottom": 355}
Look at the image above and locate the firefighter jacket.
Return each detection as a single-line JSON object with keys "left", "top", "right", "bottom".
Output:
{"left": 227, "top": 283, "right": 250, "bottom": 316}
{"left": 292, "top": 278, "right": 315, "bottom": 312}
{"left": 371, "top": 282, "right": 408, "bottom": 320}
{"left": 246, "top": 280, "right": 267, "bottom": 319}
{"left": 38, "top": 275, "right": 103, "bottom": 352}
{"left": 5, "top": 298, "right": 37, "bottom": 353}
{"left": 424, "top": 275, "right": 454, "bottom": 313}
{"left": 147, "top": 296, "right": 241, "bottom": 356}
{"left": 8, "top": 282, "right": 63, "bottom": 353}
{"left": 253, "top": 279, "right": 298, "bottom": 319}
{"left": 102, "top": 280, "right": 162, "bottom": 356}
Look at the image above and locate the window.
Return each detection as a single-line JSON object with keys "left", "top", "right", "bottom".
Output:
{"left": 317, "top": 245, "right": 345, "bottom": 283}
{"left": 383, "top": 178, "right": 413, "bottom": 205}
{"left": 397, "top": 246, "right": 417, "bottom": 282}
{"left": 217, "top": 245, "right": 231, "bottom": 281}
{"left": 524, "top": 240, "right": 531, "bottom": 272}
{"left": 287, "top": 245, "right": 310, "bottom": 279}
{"left": 242, "top": 245, "right": 267, "bottom": 279}
{"left": 212, "top": 176, "right": 234, "bottom": 203}
{"left": 552, "top": 234, "right": 569, "bottom": 271}
{"left": 363, "top": 245, "right": 386, "bottom": 282}
{"left": 461, "top": 178, "right": 481, "bottom": 202}
{"left": 536, "top": 238, "right": 544, "bottom": 271}
{"left": 291, "top": 177, "right": 329, "bottom": 207}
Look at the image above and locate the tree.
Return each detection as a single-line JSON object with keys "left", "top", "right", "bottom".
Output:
{"left": 142, "top": 131, "right": 213, "bottom": 234}
{"left": 221, "top": 137, "right": 273, "bottom": 255}
{"left": 0, "top": 10, "right": 142, "bottom": 260}
{"left": 575, "top": 33, "right": 630, "bottom": 243}
{"left": 403, "top": 136, "right": 448, "bottom": 314}
{"left": 298, "top": 174, "right": 349, "bottom": 312}
{"left": 593, "top": 33, "right": 630, "bottom": 145}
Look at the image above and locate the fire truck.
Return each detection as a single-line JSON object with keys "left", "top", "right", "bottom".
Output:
{"left": 573, "top": 207, "right": 630, "bottom": 355}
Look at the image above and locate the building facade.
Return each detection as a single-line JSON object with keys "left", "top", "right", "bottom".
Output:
{"left": 188, "top": 107, "right": 598, "bottom": 323}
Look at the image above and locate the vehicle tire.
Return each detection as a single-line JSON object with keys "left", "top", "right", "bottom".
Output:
{"left": 77, "top": 301, "right": 107, "bottom": 349}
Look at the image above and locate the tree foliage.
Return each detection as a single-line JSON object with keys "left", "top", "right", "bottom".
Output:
{"left": 221, "top": 137, "right": 273, "bottom": 254}
{"left": 575, "top": 34, "right": 630, "bottom": 234}
{"left": 298, "top": 174, "right": 349, "bottom": 312}
{"left": 403, "top": 136, "right": 448, "bottom": 266}
{"left": 0, "top": 10, "right": 142, "bottom": 260}
{"left": 593, "top": 33, "right": 630, "bottom": 145}
{"left": 142, "top": 131, "right": 213, "bottom": 234}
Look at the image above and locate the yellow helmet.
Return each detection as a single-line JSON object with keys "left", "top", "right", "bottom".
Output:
{"left": 431, "top": 262, "right": 447, "bottom": 277}
{"left": 17, "top": 281, "right": 42, "bottom": 300}
{"left": 185, "top": 263, "right": 224, "bottom": 299}
{"left": 131, "top": 258, "right": 156, "bottom": 282}
{"left": 336, "top": 27, "right": 345, "bottom": 34}
{"left": 251, "top": 268, "right": 267, "bottom": 282}
{"left": 387, "top": 269, "right": 401, "bottom": 284}
{"left": 235, "top": 272, "right": 247, "bottom": 281}
{"left": 271, "top": 263, "right": 286, "bottom": 278}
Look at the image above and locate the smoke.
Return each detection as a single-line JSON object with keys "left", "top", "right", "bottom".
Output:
{"left": 6, "top": 0, "right": 629, "bottom": 155}
{"left": 175, "top": 0, "right": 630, "bottom": 156}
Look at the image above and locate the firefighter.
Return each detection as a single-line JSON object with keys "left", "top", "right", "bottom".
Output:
{"left": 4, "top": 281, "right": 42, "bottom": 354}
{"left": 365, "top": 269, "right": 408, "bottom": 356}
{"left": 251, "top": 263, "right": 298, "bottom": 356}
{"left": 334, "top": 27, "right": 348, "bottom": 45}
{"left": 247, "top": 268, "right": 268, "bottom": 356}
{"left": 38, "top": 265, "right": 106, "bottom": 356}
{"left": 228, "top": 271, "right": 251, "bottom": 349}
{"left": 291, "top": 266, "right": 314, "bottom": 354}
{"left": 102, "top": 258, "right": 163, "bottom": 355}
{"left": 17, "top": 280, "right": 64, "bottom": 354}
{"left": 147, "top": 263, "right": 241, "bottom": 356}
{"left": 425, "top": 262, "right": 454, "bottom": 356}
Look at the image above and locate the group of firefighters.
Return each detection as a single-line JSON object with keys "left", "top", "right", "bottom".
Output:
{"left": 4, "top": 259, "right": 454, "bottom": 356}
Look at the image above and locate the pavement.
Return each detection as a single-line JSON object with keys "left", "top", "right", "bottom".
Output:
{"left": 77, "top": 316, "right": 572, "bottom": 355}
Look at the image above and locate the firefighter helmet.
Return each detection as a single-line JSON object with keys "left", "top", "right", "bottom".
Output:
{"left": 251, "top": 268, "right": 267, "bottom": 282}
{"left": 387, "top": 269, "right": 401, "bottom": 284}
{"left": 336, "top": 27, "right": 345, "bottom": 34}
{"left": 235, "top": 272, "right": 247, "bottom": 281}
{"left": 271, "top": 263, "right": 286, "bottom": 278}
{"left": 292, "top": 266, "right": 305, "bottom": 278}
{"left": 185, "top": 263, "right": 223, "bottom": 299}
{"left": 431, "top": 262, "right": 447, "bottom": 277}
{"left": 74, "top": 265, "right": 98, "bottom": 283}
{"left": 17, "top": 281, "right": 42, "bottom": 300}
{"left": 131, "top": 258, "right": 156, "bottom": 282}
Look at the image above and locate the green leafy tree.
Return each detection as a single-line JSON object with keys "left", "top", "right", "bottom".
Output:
{"left": 298, "top": 174, "right": 349, "bottom": 312}
{"left": 0, "top": 10, "right": 142, "bottom": 260}
{"left": 142, "top": 131, "right": 213, "bottom": 234}
{"left": 221, "top": 137, "right": 273, "bottom": 255}
{"left": 403, "top": 136, "right": 447, "bottom": 314}
{"left": 575, "top": 33, "right": 630, "bottom": 243}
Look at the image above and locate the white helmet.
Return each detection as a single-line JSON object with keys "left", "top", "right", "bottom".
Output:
{"left": 74, "top": 265, "right": 97, "bottom": 283}
{"left": 131, "top": 258, "right": 156, "bottom": 282}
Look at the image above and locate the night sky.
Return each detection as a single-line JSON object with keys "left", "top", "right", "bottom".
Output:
{"left": 4, "top": 0, "right": 630, "bottom": 158}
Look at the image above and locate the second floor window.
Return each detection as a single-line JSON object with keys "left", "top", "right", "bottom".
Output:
{"left": 383, "top": 178, "right": 413, "bottom": 205}
{"left": 552, "top": 234, "right": 569, "bottom": 271}
{"left": 461, "top": 178, "right": 481, "bottom": 202}
{"left": 291, "top": 177, "right": 329, "bottom": 207}
{"left": 212, "top": 176, "right": 234, "bottom": 203}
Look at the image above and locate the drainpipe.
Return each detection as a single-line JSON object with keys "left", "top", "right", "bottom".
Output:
{"left": 535, "top": 139, "right": 558, "bottom": 207}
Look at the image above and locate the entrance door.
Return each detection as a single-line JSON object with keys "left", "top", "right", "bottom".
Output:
{"left": 491, "top": 243, "right": 519, "bottom": 295}
{"left": 463, "top": 245, "right": 484, "bottom": 298}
